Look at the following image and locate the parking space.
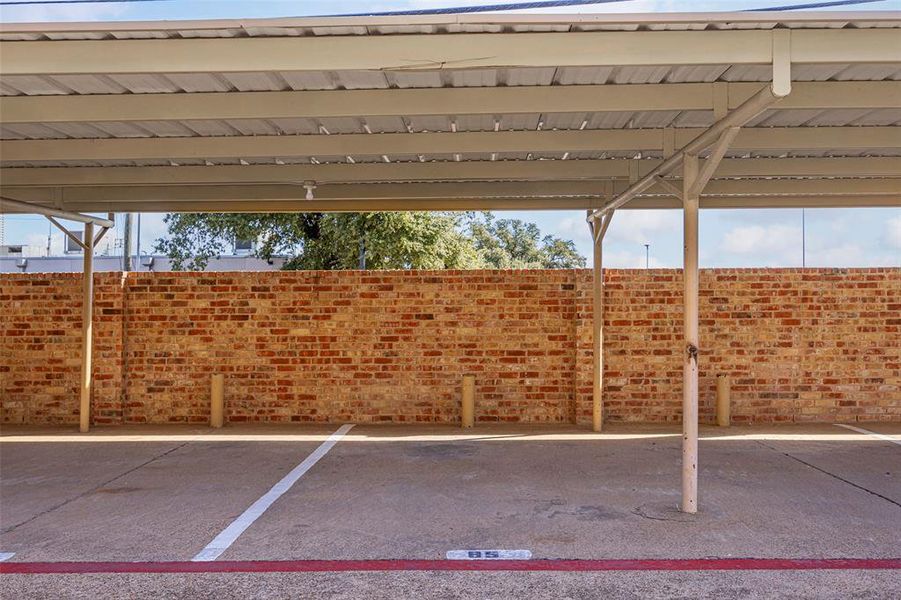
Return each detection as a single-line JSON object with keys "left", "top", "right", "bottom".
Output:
{"left": 1, "top": 423, "right": 899, "bottom": 597}
{"left": 0, "top": 425, "right": 339, "bottom": 561}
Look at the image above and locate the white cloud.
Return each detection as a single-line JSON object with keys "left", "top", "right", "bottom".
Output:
{"left": 720, "top": 224, "right": 800, "bottom": 256}
{"left": 606, "top": 210, "right": 680, "bottom": 245}
{"left": 557, "top": 215, "right": 592, "bottom": 238}
{"left": 886, "top": 216, "right": 901, "bottom": 250}
{"left": 554, "top": 213, "right": 678, "bottom": 267}
{"left": 807, "top": 243, "right": 897, "bottom": 268}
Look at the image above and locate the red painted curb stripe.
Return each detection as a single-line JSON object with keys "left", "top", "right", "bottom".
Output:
{"left": 2, "top": 558, "right": 900, "bottom": 574}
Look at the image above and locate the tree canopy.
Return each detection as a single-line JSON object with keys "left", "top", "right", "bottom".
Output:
{"left": 156, "top": 212, "right": 585, "bottom": 271}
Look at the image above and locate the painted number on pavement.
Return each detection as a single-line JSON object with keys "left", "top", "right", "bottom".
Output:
{"left": 446, "top": 549, "right": 532, "bottom": 560}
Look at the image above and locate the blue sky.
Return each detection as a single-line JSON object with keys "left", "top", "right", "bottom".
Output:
{"left": 1, "top": 0, "right": 899, "bottom": 267}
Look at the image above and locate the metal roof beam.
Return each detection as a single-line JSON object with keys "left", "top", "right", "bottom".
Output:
{"left": 1, "top": 81, "right": 896, "bottom": 124}
{"left": 2, "top": 28, "right": 898, "bottom": 76}
{"left": 3, "top": 157, "right": 898, "bottom": 187}
{"left": 0, "top": 195, "right": 896, "bottom": 214}
{"left": 0, "top": 195, "right": 114, "bottom": 227}
{"left": 3, "top": 127, "right": 897, "bottom": 163}
{"left": 5, "top": 179, "right": 898, "bottom": 206}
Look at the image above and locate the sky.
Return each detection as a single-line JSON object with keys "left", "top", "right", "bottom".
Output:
{"left": 1, "top": 0, "right": 899, "bottom": 268}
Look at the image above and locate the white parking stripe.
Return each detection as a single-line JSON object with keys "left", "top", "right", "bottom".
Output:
{"left": 0, "top": 553, "right": 15, "bottom": 562}
{"left": 835, "top": 424, "right": 901, "bottom": 447}
{"left": 192, "top": 424, "right": 354, "bottom": 562}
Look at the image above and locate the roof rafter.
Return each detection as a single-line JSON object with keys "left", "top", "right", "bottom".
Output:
{"left": 2, "top": 195, "right": 897, "bottom": 214}
{"left": 5, "top": 178, "right": 897, "bottom": 206}
{"left": 3, "top": 127, "right": 898, "bottom": 163}
{"left": 2, "top": 29, "right": 898, "bottom": 76}
{"left": 2, "top": 81, "right": 897, "bottom": 124}
{"left": 3, "top": 157, "right": 899, "bottom": 187}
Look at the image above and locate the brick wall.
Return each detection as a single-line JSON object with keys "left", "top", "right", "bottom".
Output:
{"left": 1, "top": 268, "right": 898, "bottom": 426}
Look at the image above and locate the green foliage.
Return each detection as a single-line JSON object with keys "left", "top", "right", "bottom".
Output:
{"left": 468, "top": 214, "right": 586, "bottom": 269}
{"left": 156, "top": 211, "right": 585, "bottom": 271}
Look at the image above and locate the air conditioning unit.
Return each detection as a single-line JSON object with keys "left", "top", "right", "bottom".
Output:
{"left": 0, "top": 245, "right": 24, "bottom": 256}
{"left": 65, "top": 231, "right": 84, "bottom": 254}
{"left": 234, "top": 238, "right": 254, "bottom": 255}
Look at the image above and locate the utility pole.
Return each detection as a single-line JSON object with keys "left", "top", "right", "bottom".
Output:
{"left": 135, "top": 213, "right": 142, "bottom": 270}
{"left": 644, "top": 243, "right": 650, "bottom": 269}
{"left": 801, "top": 208, "right": 806, "bottom": 268}
{"left": 123, "top": 213, "right": 134, "bottom": 271}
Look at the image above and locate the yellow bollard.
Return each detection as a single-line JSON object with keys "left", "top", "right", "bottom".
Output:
{"left": 461, "top": 375, "right": 475, "bottom": 428}
{"left": 716, "top": 374, "right": 731, "bottom": 427}
{"left": 210, "top": 374, "right": 224, "bottom": 428}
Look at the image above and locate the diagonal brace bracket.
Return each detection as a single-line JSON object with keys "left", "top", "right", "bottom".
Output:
{"left": 45, "top": 212, "right": 114, "bottom": 251}
{"left": 689, "top": 127, "right": 741, "bottom": 198}
{"left": 47, "top": 215, "right": 87, "bottom": 251}
{"left": 653, "top": 176, "right": 683, "bottom": 200}
{"left": 587, "top": 209, "right": 615, "bottom": 245}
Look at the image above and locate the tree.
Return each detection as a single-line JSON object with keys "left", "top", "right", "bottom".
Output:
{"left": 467, "top": 214, "right": 586, "bottom": 269}
{"left": 156, "top": 211, "right": 585, "bottom": 271}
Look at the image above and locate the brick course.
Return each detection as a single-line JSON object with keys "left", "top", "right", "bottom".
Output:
{"left": 1, "top": 268, "right": 898, "bottom": 426}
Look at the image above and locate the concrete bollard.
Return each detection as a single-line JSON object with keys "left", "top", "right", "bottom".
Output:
{"left": 461, "top": 375, "right": 475, "bottom": 428}
{"left": 210, "top": 374, "right": 224, "bottom": 428}
{"left": 716, "top": 374, "right": 731, "bottom": 427}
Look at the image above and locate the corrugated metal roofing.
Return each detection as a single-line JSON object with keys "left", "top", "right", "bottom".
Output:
{"left": 2, "top": 63, "right": 900, "bottom": 97}
{"left": 0, "top": 11, "right": 898, "bottom": 210}
{"left": 3, "top": 106, "right": 899, "bottom": 141}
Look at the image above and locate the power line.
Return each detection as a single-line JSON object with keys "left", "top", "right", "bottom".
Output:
{"left": 329, "top": 0, "right": 632, "bottom": 17}
{"left": 1, "top": 0, "right": 168, "bottom": 6}
{"left": 0, "top": 0, "right": 887, "bottom": 10}
{"left": 748, "top": 0, "right": 882, "bottom": 10}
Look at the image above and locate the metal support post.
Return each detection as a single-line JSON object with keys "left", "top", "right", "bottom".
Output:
{"left": 79, "top": 221, "right": 95, "bottom": 433}
{"left": 589, "top": 208, "right": 614, "bottom": 433}
{"left": 681, "top": 154, "right": 700, "bottom": 513}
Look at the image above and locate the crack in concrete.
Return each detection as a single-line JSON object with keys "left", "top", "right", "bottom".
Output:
{"left": 632, "top": 509, "right": 683, "bottom": 522}
{"left": 1, "top": 441, "right": 192, "bottom": 535}
{"left": 631, "top": 503, "right": 696, "bottom": 523}
{"left": 755, "top": 440, "right": 901, "bottom": 510}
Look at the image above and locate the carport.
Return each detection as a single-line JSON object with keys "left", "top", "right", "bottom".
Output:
{"left": 0, "top": 10, "right": 899, "bottom": 516}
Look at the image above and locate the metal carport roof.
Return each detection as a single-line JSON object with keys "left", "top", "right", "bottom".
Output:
{"left": 0, "top": 10, "right": 898, "bottom": 515}
{"left": 0, "top": 11, "right": 898, "bottom": 213}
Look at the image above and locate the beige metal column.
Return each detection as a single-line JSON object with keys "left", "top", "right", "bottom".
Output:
{"left": 79, "top": 221, "right": 95, "bottom": 433}
{"left": 592, "top": 223, "right": 604, "bottom": 433}
{"left": 681, "top": 154, "right": 700, "bottom": 513}
{"left": 588, "top": 209, "right": 614, "bottom": 433}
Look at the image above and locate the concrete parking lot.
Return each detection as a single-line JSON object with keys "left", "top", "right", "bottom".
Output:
{"left": 1, "top": 423, "right": 899, "bottom": 598}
